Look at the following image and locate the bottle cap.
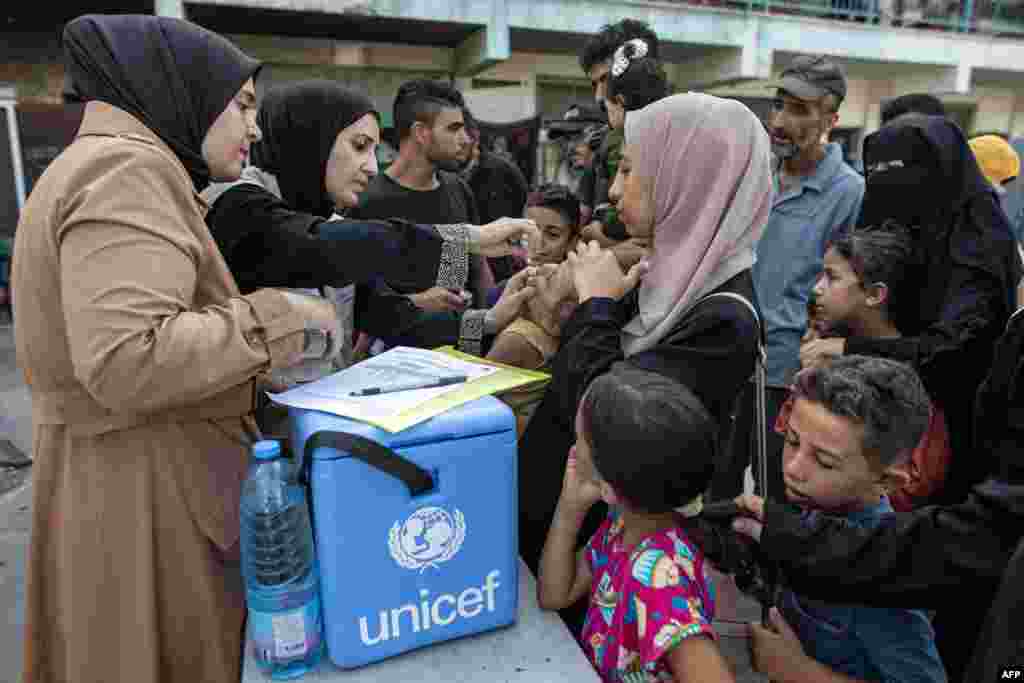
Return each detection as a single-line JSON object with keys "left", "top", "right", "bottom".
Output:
{"left": 252, "top": 440, "right": 282, "bottom": 461}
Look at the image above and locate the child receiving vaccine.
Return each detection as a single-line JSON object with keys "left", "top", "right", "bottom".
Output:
{"left": 801, "top": 223, "right": 950, "bottom": 510}
{"left": 487, "top": 184, "right": 581, "bottom": 435}
{"left": 750, "top": 355, "right": 947, "bottom": 683}
{"left": 537, "top": 363, "right": 735, "bottom": 683}
{"left": 487, "top": 184, "right": 581, "bottom": 370}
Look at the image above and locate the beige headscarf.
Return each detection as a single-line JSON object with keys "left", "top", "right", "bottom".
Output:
{"left": 621, "top": 93, "right": 773, "bottom": 357}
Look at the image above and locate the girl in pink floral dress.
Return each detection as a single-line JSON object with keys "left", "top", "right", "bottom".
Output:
{"left": 537, "top": 364, "right": 735, "bottom": 683}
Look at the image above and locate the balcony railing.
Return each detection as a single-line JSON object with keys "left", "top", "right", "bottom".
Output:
{"left": 682, "top": 0, "right": 1024, "bottom": 35}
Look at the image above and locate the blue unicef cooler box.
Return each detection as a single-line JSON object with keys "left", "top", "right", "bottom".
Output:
{"left": 290, "top": 395, "right": 519, "bottom": 669}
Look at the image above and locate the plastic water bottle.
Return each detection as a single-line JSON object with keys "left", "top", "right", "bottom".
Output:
{"left": 241, "top": 440, "right": 323, "bottom": 679}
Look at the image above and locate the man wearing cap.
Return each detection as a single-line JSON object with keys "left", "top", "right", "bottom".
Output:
{"left": 733, "top": 55, "right": 865, "bottom": 501}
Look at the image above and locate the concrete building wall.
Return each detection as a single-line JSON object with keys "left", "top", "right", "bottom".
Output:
{"left": 484, "top": 52, "right": 581, "bottom": 83}
{"left": 1012, "top": 107, "right": 1024, "bottom": 138}
{"left": 6, "top": 47, "right": 1023, "bottom": 141}
{"left": 0, "top": 64, "right": 63, "bottom": 104}
{"left": 709, "top": 70, "right": 1023, "bottom": 141}
{"left": 6, "top": 3, "right": 1024, "bottom": 138}
{"left": 974, "top": 85, "right": 1019, "bottom": 134}
{"left": 464, "top": 85, "right": 538, "bottom": 121}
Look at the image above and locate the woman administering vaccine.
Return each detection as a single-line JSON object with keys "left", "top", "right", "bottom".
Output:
{"left": 204, "top": 79, "right": 541, "bottom": 377}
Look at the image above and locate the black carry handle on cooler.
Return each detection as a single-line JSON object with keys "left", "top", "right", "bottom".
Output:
{"left": 300, "top": 430, "right": 435, "bottom": 496}
{"left": 299, "top": 430, "right": 436, "bottom": 554}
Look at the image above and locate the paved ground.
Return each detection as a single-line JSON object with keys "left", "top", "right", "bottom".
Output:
{"left": 0, "top": 484, "right": 29, "bottom": 683}
{"left": 0, "top": 322, "right": 766, "bottom": 682}
{"left": 0, "top": 321, "right": 31, "bottom": 683}
{"left": 0, "top": 320, "right": 30, "bottom": 499}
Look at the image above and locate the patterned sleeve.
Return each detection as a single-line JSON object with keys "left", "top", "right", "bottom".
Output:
{"left": 628, "top": 542, "right": 717, "bottom": 672}
{"left": 457, "top": 309, "right": 487, "bottom": 356}
{"left": 433, "top": 224, "right": 471, "bottom": 290}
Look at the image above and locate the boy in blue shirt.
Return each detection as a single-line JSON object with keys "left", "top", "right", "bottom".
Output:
{"left": 749, "top": 355, "right": 947, "bottom": 683}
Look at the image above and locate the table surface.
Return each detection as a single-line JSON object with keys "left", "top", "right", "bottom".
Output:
{"left": 242, "top": 558, "right": 600, "bottom": 682}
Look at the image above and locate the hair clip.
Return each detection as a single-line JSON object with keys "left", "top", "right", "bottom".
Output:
{"left": 611, "top": 39, "right": 649, "bottom": 78}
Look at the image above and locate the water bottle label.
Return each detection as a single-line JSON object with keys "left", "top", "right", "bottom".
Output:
{"left": 250, "top": 595, "right": 322, "bottom": 664}
{"left": 274, "top": 610, "right": 307, "bottom": 659}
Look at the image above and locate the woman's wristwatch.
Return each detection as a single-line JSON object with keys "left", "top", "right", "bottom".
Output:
{"left": 484, "top": 308, "right": 499, "bottom": 336}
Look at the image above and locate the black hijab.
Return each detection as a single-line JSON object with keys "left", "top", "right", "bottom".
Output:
{"left": 858, "top": 114, "right": 1020, "bottom": 334}
{"left": 250, "top": 80, "right": 377, "bottom": 217}
{"left": 62, "top": 14, "right": 262, "bottom": 191}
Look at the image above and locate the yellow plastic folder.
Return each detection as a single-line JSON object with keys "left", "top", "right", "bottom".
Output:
{"left": 357, "top": 346, "right": 550, "bottom": 433}
{"left": 268, "top": 346, "right": 550, "bottom": 433}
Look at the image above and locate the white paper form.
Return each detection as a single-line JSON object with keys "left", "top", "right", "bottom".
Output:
{"left": 267, "top": 346, "right": 499, "bottom": 424}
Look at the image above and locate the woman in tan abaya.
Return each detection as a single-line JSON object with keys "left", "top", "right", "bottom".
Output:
{"left": 13, "top": 14, "right": 341, "bottom": 683}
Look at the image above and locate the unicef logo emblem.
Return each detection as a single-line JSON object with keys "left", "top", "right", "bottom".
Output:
{"left": 388, "top": 506, "right": 466, "bottom": 572}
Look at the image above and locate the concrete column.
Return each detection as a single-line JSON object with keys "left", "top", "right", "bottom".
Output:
{"left": 453, "top": 28, "right": 510, "bottom": 77}
{"left": 973, "top": 86, "right": 1016, "bottom": 133}
{"left": 1009, "top": 94, "right": 1024, "bottom": 138}
{"left": 452, "top": 0, "right": 510, "bottom": 77}
{"left": 878, "top": 0, "right": 896, "bottom": 25}
{"left": 955, "top": 61, "right": 974, "bottom": 96}
{"left": 154, "top": 0, "right": 186, "bottom": 19}
{"left": 0, "top": 86, "right": 26, "bottom": 211}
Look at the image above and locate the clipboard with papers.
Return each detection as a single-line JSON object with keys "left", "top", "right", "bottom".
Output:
{"left": 267, "top": 345, "right": 550, "bottom": 433}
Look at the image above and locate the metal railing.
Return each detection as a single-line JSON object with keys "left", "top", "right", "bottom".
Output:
{"left": 745, "top": 0, "right": 881, "bottom": 22}
{"left": 674, "top": 0, "right": 1024, "bottom": 35}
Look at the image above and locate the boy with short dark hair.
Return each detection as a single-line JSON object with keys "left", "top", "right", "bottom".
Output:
{"left": 487, "top": 183, "right": 581, "bottom": 369}
{"left": 749, "top": 355, "right": 948, "bottom": 683}
{"left": 805, "top": 225, "right": 952, "bottom": 510}
{"left": 487, "top": 184, "right": 581, "bottom": 435}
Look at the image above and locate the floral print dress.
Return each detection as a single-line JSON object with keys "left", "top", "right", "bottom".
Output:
{"left": 580, "top": 510, "right": 718, "bottom": 682}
